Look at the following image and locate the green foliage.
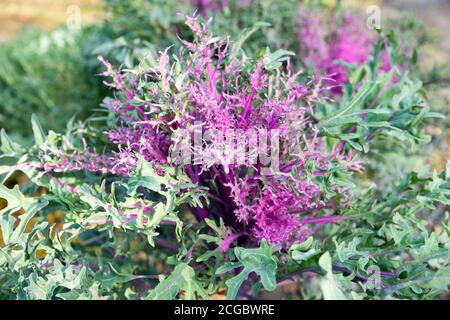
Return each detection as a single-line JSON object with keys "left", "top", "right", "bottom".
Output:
{"left": 146, "top": 263, "right": 207, "bottom": 300}
{"left": 318, "top": 252, "right": 347, "bottom": 300}
{"left": 0, "top": 28, "right": 105, "bottom": 139}
{"left": 217, "top": 241, "right": 279, "bottom": 299}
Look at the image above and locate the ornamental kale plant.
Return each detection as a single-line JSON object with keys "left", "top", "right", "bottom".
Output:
{"left": 0, "top": 13, "right": 449, "bottom": 301}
